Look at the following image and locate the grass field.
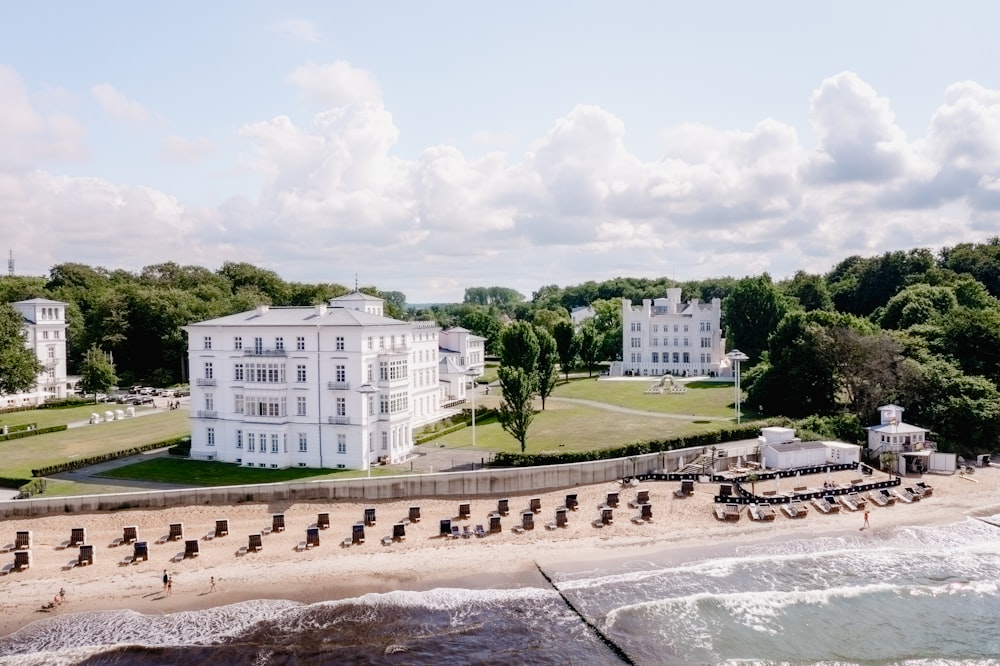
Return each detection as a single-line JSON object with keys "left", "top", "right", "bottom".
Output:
{"left": 551, "top": 377, "right": 741, "bottom": 417}
{"left": 0, "top": 409, "right": 188, "bottom": 479}
{"left": 3, "top": 376, "right": 747, "bottom": 496}
{"left": 98, "top": 457, "right": 384, "bottom": 485}
{"left": 0, "top": 403, "right": 153, "bottom": 430}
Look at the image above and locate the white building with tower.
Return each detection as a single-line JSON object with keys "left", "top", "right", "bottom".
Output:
{"left": 2, "top": 298, "right": 70, "bottom": 408}
{"left": 617, "top": 288, "right": 727, "bottom": 377}
{"left": 183, "top": 292, "right": 475, "bottom": 472}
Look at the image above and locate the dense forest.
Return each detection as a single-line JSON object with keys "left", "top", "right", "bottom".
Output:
{"left": 2, "top": 238, "right": 1000, "bottom": 453}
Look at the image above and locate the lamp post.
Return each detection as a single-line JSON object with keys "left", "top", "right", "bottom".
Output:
{"left": 356, "top": 383, "right": 378, "bottom": 478}
{"left": 465, "top": 367, "right": 479, "bottom": 447}
{"left": 726, "top": 349, "right": 749, "bottom": 424}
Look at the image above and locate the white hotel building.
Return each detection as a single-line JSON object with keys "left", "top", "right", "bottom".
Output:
{"left": 183, "top": 292, "right": 482, "bottom": 471}
{"left": 619, "top": 288, "right": 727, "bottom": 377}
{"left": 2, "top": 298, "right": 70, "bottom": 408}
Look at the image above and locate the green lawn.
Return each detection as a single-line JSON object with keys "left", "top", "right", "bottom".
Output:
{"left": 0, "top": 403, "right": 157, "bottom": 430}
{"left": 434, "top": 399, "right": 725, "bottom": 454}
{"left": 0, "top": 409, "right": 188, "bottom": 479}
{"left": 98, "top": 457, "right": 384, "bottom": 486}
{"left": 551, "top": 377, "right": 742, "bottom": 418}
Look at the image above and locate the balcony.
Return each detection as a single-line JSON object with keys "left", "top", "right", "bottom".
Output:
{"left": 196, "top": 410, "right": 218, "bottom": 419}
{"left": 195, "top": 378, "right": 217, "bottom": 386}
{"left": 243, "top": 348, "right": 287, "bottom": 357}
{"left": 328, "top": 415, "right": 351, "bottom": 425}
{"left": 377, "top": 344, "right": 409, "bottom": 355}
{"left": 377, "top": 376, "right": 409, "bottom": 389}
{"left": 327, "top": 381, "right": 351, "bottom": 391}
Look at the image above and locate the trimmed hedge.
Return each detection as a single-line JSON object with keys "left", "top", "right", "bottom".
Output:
{"left": 0, "top": 476, "right": 31, "bottom": 489}
{"left": 415, "top": 409, "right": 499, "bottom": 445}
{"left": 490, "top": 420, "right": 792, "bottom": 467}
{"left": 16, "top": 478, "right": 46, "bottom": 498}
{"left": 0, "top": 424, "right": 67, "bottom": 442}
{"left": 168, "top": 437, "right": 192, "bottom": 456}
{"left": 31, "top": 435, "right": 191, "bottom": 477}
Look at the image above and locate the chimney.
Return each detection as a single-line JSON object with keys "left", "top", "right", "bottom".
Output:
{"left": 315, "top": 304, "right": 328, "bottom": 316}
{"left": 255, "top": 304, "right": 269, "bottom": 316}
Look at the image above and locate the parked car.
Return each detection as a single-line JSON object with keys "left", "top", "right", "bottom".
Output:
{"left": 160, "top": 389, "right": 175, "bottom": 398}
{"left": 174, "top": 389, "right": 190, "bottom": 397}
{"left": 133, "top": 395, "right": 155, "bottom": 405}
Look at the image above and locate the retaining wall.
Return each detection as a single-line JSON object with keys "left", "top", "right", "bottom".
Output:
{"left": 0, "top": 449, "right": 698, "bottom": 519}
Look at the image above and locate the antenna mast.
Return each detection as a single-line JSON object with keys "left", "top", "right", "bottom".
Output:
{"left": 7, "top": 250, "right": 13, "bottom": 277}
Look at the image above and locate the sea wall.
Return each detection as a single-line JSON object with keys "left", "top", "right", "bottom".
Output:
{"left": 0, "top": 449, "right": 698, "bottom": 518}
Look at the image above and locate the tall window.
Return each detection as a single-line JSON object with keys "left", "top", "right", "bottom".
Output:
{"left": 271, "top": 434, "right": 279, "bottom": 453}
{"left": 296, "top": 336, "right": 305, "bottom": 351}
{"left": 204, "top": 362, "right": 213, "bottom": 379}
{"left": 234, "top": 393, "right": 243, "bottom": 413}
{"left": 296, "top": 364, "right": 307, "bottom": 382}
{"left": 682, "top": 352, "right": 690, "bottom": 363}
{"left": 336, "top": 397, "right": 346, "bottom": 416}
{"left": 337, "top": 434, "right": 347, "bottom": 454}
{"left": 297, "top": 396, "right": 307, "bottom": 416}
{"left": 234, "top": 336, "right": 242, "bottom": 350}
{"left": 336, "top": 336, "right": 345, "bottom": 351}
{"left": 630, "top": 337, "right": 641, "bottom": 348}
{"left": 205, "top": 394, "right": 214, "bottom": 411}
{"left": 336, "top": 365, "right": 346, "bottom": 382}
{"left": 701, "top": 337, "right": 711, "bottom": 348}
{"left": 254, "top": 337, "right": 263, "bottom": 354}
{"left": 234, "top": 363, "right": 244, "bottom": 381}
{"left": 275, "top": 337, "right": 284, "bottom": 351}
{"left": 248, "top": 433, "right": 255, "bottom": 452}
{"left": 204, "top": 336, "right": 212, "bottom": 350}
{"left": 367, "top": 336, "right": 373, "bottom": 350}
{"left": 652, "top": 352, "right": 659, "bottom": 363}
{"left": 236, "top": 430, "right": 243, "bottom": 449}
{"left": 206, "top": 427, "right": 215, "bottom": 446}
{"left": 298, "top": 433, "right": 308, "bottom": 453}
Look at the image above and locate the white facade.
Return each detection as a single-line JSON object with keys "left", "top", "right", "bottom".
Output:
{"left": 2, "top": 299, "right": 70, "bottom": 408}
{"left": 620, "top": 288, "right": 726, "bottom": 377}
{"left": 183, "top": 293, "right": 449, "bottom": 471}
{"left": 438, "top": 327, "right": 487, "bottom": 403}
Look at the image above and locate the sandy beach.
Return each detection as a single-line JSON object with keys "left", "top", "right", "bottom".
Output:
{"left": 2, "top": 466, "right": 998, "bottom": 639}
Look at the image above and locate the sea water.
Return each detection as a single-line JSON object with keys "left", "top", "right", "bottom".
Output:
{"left": 2, "top": 516, "right": 999, "bottom": 665}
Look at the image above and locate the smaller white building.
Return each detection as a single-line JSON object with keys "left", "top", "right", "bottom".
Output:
{"left": 438, "top": 327, "right": 486, "bottom": 404}
{"left": 866, "top": 404, "right": 953, "bottom": 473}
{"left": 3, "top": 298, "right": 70, "bottom": 408}
{"left": 758, "top": 426, "right": 859, "bottom": 469}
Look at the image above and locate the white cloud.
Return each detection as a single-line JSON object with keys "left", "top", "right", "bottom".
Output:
{"left": 273, "top": 18, "right": 320, "bottom": 43}
{"left": 0, "top": 65, "right": 87, "bottom": 166}
{"left": 91, "top": 83, "right": 150, "bottom": 124}
{"left": 286, "top": 61, "right": 382, "bottom": 108}
{"left": 805, "top": 71, "right": 922, "bottom": 184}
{"left": 5, "top": 66, "right": 1000, "bottom": 302}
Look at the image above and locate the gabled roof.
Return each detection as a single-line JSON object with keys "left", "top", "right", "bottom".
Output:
{"left": 13, "top": 298, "right": 67, "bottom": 305}
{"left": 330, "top": 291, "right": 384, "bottom": 303}
{"left": 868, "top": 422, "right": 927, "bottom": 435}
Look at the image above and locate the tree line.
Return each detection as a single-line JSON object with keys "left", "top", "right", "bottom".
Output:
{"left": 3, "top": 238, "right": 1000, "bottom": 454}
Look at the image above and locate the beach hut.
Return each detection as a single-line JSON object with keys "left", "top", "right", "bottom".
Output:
{"left": 393, "top": 523, "right": 406, "bottom": 541}
{"left": 248, "top": 533, "right": 263, "bottom": 552}
{"left": 565, "top": 494, "right": 578, "bottom": 510}
{"left": 15, "top": 531, "right": 31, "bottom": 550}
{"left": 352, "top": 523, "right": 365, "bottom": 544}
{"left": 215, "top": 519, "right": 229, "bottom": 538}
{"left": 133, "top": 541, "right": 149, "bottom": 562}
{"left": 317, "top": 513, "right": 330, "bottom": 530}
{"left": 78, "top": 544, "right": 94, "bottom": 566}
{"left": 408, "top": 506, "right": 421, "bottom": 523}
{"left": 271, "top": 515, "right": 285, "bottom": 533}
{"left": 555, "top": 507, "right": 568, "bottom": 528}
{"left": 70, "top": 527, "right": 86, "bottom": 547}
{"left": 601, "top": 507, "right": 614, "bottom": 525}
{"left": 606, "top": 492, "right": 619, "bottom": 508}
{"left": 364, "top": 507, "right": 376, "bottom": 526}
{"left": 521, "top": 511, "right": 534, "bottom": 531}
{"left": 184, "top": 540, "right": 200, "bottom": 558}
{"left": 124, "top": 526, "right": 139, "bottom": 544}
{"left": 14, "top": 550, "right": 31, "bottom": 571}
{"left": 458, "top": 502, "right": 471, "bottom": 519}
{"left": 489, "top": 514, "right": 502, "bottom": 533}
{"left": 440, "top": 519, "right": 452, "bottom": 536}
{"left": 306, "top": 527, "right": 320, "bottom": 548}
{"left": 529, "top": 498, "right": 541, "bottom": 513}
{"left": 497, "top": 498, "right": 510, "bottom": 515}
{"left": 168, "top": 523, "right": 184, "bottom": 541}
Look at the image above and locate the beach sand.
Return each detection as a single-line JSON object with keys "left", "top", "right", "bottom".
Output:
{"left": 1, "top": 466, "right": 998, "bottom": 638}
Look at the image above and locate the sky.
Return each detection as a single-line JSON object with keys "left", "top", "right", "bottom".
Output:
{"left": 2, "top": 2, "right": 1000, "bottom": 304}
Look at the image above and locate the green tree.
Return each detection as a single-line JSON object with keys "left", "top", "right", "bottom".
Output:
{"left": 535, "top": 328, "right": 559, "bottom": 410}
{"left": 781, "top": 270, "right": 833, "bottom": 312}
{"left": 553, "top": 319, "right": 579, "bottom": 380}
{"left": 723, "top": 274, "right": 789, "bottom": 366}
{"left": 577, "top": 320, "right": 602, "bottom": 376}
{"left": 496, "top": 366, "right": 536, "bottom": 452}
{"left": 498, "top": 321, "right": 540, "bottom": 375}
{"left": 77, "top": 345, "right": 118, "bottom": 400}
{"left": 0, "top": 303, "right": 43, "bottom": 395}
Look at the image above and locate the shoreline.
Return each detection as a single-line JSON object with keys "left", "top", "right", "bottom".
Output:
{"left": 1, "top": 467, "right": 998, "bottom": 641}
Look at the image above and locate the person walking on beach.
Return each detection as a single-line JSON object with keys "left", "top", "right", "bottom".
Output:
{"left": 162, "top": 570, "right": 169, "bottom": 593}
{"left": 166, "top": 575, "right": 173, "bottom": 597}
{"left": 863, "top": 510, "right": 870, "bottom": 529}
{"left": 209, "top": 576, "right": 216, "bottom": 593}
